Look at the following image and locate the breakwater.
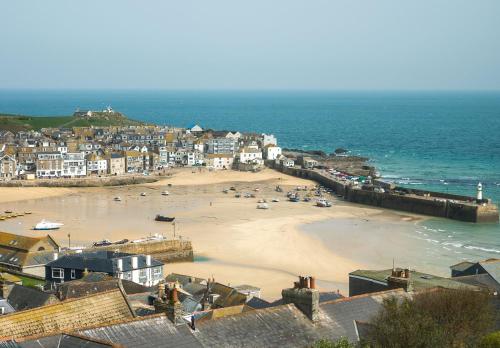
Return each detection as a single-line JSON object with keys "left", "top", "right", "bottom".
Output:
{"left": 92, "top": 239, "right": 194, "bottom": 263}
{"left": 269, "top": 163, "right": 499, "bottom": 223}
{"left": 0, "top": 176, "right": 158, "bottom": 187}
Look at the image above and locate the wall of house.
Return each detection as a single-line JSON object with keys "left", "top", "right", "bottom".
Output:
{"left": 348, "top": 276, "right": 388, "bottom": 297}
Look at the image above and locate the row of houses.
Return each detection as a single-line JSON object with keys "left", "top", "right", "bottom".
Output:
{"left": 0, "top": 123, "right": 291, "bottom": 180}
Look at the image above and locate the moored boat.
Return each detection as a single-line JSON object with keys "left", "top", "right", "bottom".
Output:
{"left": 114, "top": 196, "right": 122, "bottom": 201}
{"left": 161, "top": 191, "right": 169, "bottom": 196}
{"left": 140, "top": 192, "right": 147, "bottom": 196}
{"left": 257, "top": 203, "right": 269, "bottom": 209}
{"left": 155, "top": 215, "right": 175, "bottom": 222}
{"left": 34, "top": 220, "right": 64, "bottom": 230}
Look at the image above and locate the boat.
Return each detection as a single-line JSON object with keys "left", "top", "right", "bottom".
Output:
{"left": 4, "top": 210, "right": 12, "bottom": 214}
{"left": 140, "top": 192, "right": 147, "bottom": 196}
{"left": 24, "top": 211, "right": 32, "bottom": 215}
{"left": 34, "top": 220, "right": 64, "bottom": 230}
{"left": 254, "top": 188, "right": 260, "bottom": 192}
{"left": 93, "top": 239, "right": 112, "bottom": 247}
{"left": 272, "top": 198, "right": 280, "bottom": 202}
{"left": 316, "top": 199, "right": 332, "bottom": 208}
{"left": 303, "top": 197, "right": 311, "bottom": 202}
{"left": 161, "top": 191, "right": 169, "bottom": 196}
{"left": 235, "top": 193, "right": 241, "bottom": 198}
{"left": 222, "top": 189, "right": 229, "bottom": 194}
{"left": 258, "top": 199, "right": 267, "bottom": 203}
{"left": 275, "top": 186, "right": 283, "bottom": 192}
{"left": 257, "top": 203, "right": 269, "bottom": 209}
{"left": 114, "top": 197, "right": 122, "bottom": 201}
{"left": 289, "top": 195, "right": 300, "bottom": 202}
{"left": 229, "top": 186, "right": 236, "bottom": 191}
{"left": 155, "top": 215, "right": 175, "bottom": 222}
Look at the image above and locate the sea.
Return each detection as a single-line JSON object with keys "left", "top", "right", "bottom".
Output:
{"left": 1, "top": 89, "right": 499, "bottom": 266}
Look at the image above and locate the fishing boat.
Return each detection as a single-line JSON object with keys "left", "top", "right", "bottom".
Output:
{"left": 140, "top": 192, "right": 147, "bottom": 197}
{"left": 4, "top": 210, "right": 12, "bottom": 214}
{"left": 24, "top": 211, "right": 32, "bottom": 215}
{"left": 222, "top": 189, "right": 229, "bottom": 194}
{"left": 289, "top": 195, "right": 300, "bottom": 202}
{"left": 155, "top": 215, "right": 175, "bottom": 222}
{"left": 114, "top": 197, "right": 122, "bottom": 201}
{"left": 257, "top": 203, "right": 269, "bottom": 209}
{"left": 272, "top": 198, "right": 280, "bottom": 202}
{"left": 161, "top": 191, "right": 169, "bottom": 196}
{"left": 34, "top": 220, "right": 64, "bottom": 230}
{"left": 229, "top": 186, "right": 236, "bottom": 191}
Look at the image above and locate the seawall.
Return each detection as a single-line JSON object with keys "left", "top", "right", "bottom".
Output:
{"left": 268, "top": 163, "right": 499, "bottom": 223}
{"left": 92, "top": 239, "right": 194, "bottom": 263}
{"left": 0, "top": 176, "right": 158, "bottom": 187}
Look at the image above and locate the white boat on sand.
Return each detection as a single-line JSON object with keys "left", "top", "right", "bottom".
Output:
{"left": 34, "top": 220, "right": 64, "bottom": 230}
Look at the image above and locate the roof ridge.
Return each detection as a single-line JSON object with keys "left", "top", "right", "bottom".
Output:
{"left": 320, "top": 288, "right": 406, "bottom": 305}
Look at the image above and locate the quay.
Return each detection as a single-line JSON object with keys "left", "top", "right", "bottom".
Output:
{"left": 268, "top": 162, "right": 499, "bottom": 223}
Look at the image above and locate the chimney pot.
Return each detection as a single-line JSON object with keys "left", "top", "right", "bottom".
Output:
{"left": 309, "top": 276, "right": 316, "bottom": 289}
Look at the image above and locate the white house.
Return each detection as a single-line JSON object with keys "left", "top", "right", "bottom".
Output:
{"left": 188, "top": 124, "right": 203, "bottom": 133}
{"left": 238, "top": 147, "right": 263, "bottom": 164}
{"left": 206, "top": 154, "right": 234, "bottom": 170}
{"left": 278, "top": 155, "right": 295, "bottom": 168}
{"left": 264, "top": 145, "right": 282, "bottom": 160}
{"left": 62, "top": 152, "right": 86, "bottom": 177}
{"left": 86, "top": 154, "right": 107, "bottom": 175}
{"left": 226, "top": 131, "right": 242, "bottom": 140}
{"left": 36, "top": 152, "right": 63, "bottom": 178}
{"left": 262, "top": 134, "right": 277, "bottom": 147}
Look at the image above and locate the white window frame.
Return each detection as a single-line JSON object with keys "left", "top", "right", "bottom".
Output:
{"left": 52, "top": 268, "right": 64, "bottom": 279}
{"left": 70, "top": 269, "right": 76, "bottom": 279}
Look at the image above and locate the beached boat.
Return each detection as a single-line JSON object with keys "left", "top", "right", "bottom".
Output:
{"left": 140, "top": 192, "right": 147, "bottom": 197}
{"left": 316, "top": 199, "right": 332, "bottom": 207}
{"left": 34, "top": 220, "right": 64, "bottom": 230}
{"left": 24, "top": 211, "right": 32, "bottom": 215}
{"left": 272, "top": 198, "right": 280, "bottom": 202}
{"left": 155, "top": 215, "right": 175, "bottom": 222}
{"left": 257, "top": 203, "right": 269, "bottom": 209}
{"left": 114, "top": 197, "right": 122, "bottom": 201}
{"left": 222, "top": 189, "right": 229, "bottom": 194}
{"left": 161, "top": 191, "right": 169, "bottom": 196}
{"left": 229, "top": 186, "right": 236, "bottom": 191}
{"left": 93, "top": 239, "right": 112, "bottom": 247}
{"left": 4, "top": 210, "right": 12, "bottom": 214}
{"left": 258, "top": 199, "right": 267, "bottom": 203}
{"left": 303, "top": 197, "right": 311, "bottom": 202}
{"left": 289, "top": 195, "right": 300, "bottom": 202}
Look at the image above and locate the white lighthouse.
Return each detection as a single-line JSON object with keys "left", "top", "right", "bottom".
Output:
{"left": 477, "top": 182, "right": 483, "bottom": 201}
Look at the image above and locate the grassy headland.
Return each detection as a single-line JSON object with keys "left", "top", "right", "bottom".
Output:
{"left": 0, "top": 112, "right": 144, "bottom": 131}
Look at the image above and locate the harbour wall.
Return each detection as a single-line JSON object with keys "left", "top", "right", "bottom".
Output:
{"left": 0, "top": 176, "right": 158, "bottom": 187}
{"left": 92, "top": 239, "right": 194, "bottom": 263}
{"left": 269, "top": 163, "right": 499, "bottom": 223}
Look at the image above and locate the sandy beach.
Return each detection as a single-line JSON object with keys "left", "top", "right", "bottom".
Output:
{"left": 0, "top": 168, "right": 422, "bottom": 300}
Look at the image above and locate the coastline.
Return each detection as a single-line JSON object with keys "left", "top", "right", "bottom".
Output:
{"left": 0, "top": 168, "right": 423, "bottom": 299}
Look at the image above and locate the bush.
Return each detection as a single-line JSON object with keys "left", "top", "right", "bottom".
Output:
{"left": 367, "top": 288, "right": 495, "bottom": 348}
{"left": 479, "top": 331, "right": 500, "bottom": 348}
{"left": 312, "top": 337, "right": 354, "bottom": 348}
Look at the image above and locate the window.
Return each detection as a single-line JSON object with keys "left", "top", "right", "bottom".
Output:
{"left": 52, "top": 268, "right": 64, "bottom": 279}
{"left": 70, "top": 269, "right": 76, "bottom": 279}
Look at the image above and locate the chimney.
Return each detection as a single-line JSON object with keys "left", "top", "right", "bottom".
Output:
{"left": 131, "top": 256, "right": 138, "bottom": 269}
{"left": 309, "top": 276, "right": 316, "bottom": 289}
{"left": 387, "top": 267, "right": 413, "bottom": 292}
{"left": 117, "top": 258, "right": 123, "bottom": 272}
{"left": 146, "top": 255, "right": 151, "bottom": 266}
{"left": 158, "top": 282, "right": 165, "bottom": 299}
{"left": 53, "top": 252, "right": 58, "bottom": 261}
{"left": 166, "top": 287, "right": 183, "bottom": 324}
{"left": 282, "top": 276, "right": 320, "bottom": 321}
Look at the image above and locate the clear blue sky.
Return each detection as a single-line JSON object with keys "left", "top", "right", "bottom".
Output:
{"left": 1, "top": 0, "right": 499, "bottom": 90}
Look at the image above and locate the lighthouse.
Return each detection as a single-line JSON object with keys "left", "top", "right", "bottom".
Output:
{"left": 477, "top": 182, "right": 483, "bottom": 201}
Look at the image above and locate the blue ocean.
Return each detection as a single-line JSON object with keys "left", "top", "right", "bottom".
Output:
{"left": 1, "top": 90, "right": 499, "bottom": 262}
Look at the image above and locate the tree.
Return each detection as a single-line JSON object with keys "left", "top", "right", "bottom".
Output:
{"left": 312, "top": 337, "right": 355, "bottom": 348}
{"left": 367, "top": 288, "right": 495, "bottom": 348}
{"left": 479, "top": 331, "right": 500, "bottom": 348}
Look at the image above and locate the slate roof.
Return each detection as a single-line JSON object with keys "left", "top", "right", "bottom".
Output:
{"left": 453, "top": 273, "right": 500, "bottom": 293}
{"left": 192, "top": 289, "right": 410, "bottom": 347}
{"left": 350, "top": 269, "right": 479, "bottom": 291}
{"left": 209, "top": 283, "right": 247, "bottom": 308}
{"left": 0, "top": 298, "right": 15, "bottom": 315}
{"left": 479, "top": 259, "right": 500, "bottom": 284}
{"left": 0, "top": 288, "right": 134, "bottom": 340}
{"left": 16, "top": 333, "right": 118, "bottom": 347}
{"left": 78, "top": 314, "right": 203, "bottom": 348}
{"left": 450, "top": 261, "right": 476, "bottom": 272}
{"left": 165, "top": 273, "right": 206, "bottom": 287}
{"left": 46, "top": 251, "right": 163, "bottom": 273}
{"left": 245, "top": 297, "right": 272, "bottom": 309}
{"left": 7, "top": 285, "right": 59, "bottom": 311}
{"left": 57, "top": 273, "right": 150, "bottom": 300}
{"left": 0, "top": 232, "right": 49, "bottom": 252}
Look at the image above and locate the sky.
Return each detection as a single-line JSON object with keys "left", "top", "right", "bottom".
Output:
{"left": 1, "top": 0, "right": 499, "bottom": 90}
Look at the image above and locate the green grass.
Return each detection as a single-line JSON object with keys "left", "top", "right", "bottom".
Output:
{"left": 16, "top": 274, "right": 45, "bottom": 288}
{"left": 0, "top": 113, "right": 144, "bottom": 131}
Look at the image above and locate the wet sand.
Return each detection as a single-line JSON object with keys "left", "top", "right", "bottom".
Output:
{"left": 0, "top": 168, "right": 422, "bottom": 300}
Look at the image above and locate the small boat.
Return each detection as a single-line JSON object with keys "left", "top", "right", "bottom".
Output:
{"left": 244, "top": 193, "right": 251, "bottom": 198}
{"left": 93, "top": 239, "right": 112, "bottom": 247}
{"left": 272, "top": 198, "right": 280, "bottom": 202}
{"left": 257, "top": 203, "right": 269, "bottom": 209}
{"left": 24, "top": 211, "right": 32, "bottom": 215}
{"left": 113, "top": 239, "right": 129, "bottom": 245}
{"left": 168, "top": 183, "right": 172, "bottom": 187}
{"left": 303, "top": 197, "right": 311, "bottom": 202}
{"left": 235, "top": 193, "right": 241, "bottom": 198}
{"left": 316, "top": 199, "right": 332, "bottom": 207}
{"left": 222, "top": 189, "right": 229, "bottom": 194}
{"left": 161, "top": 191, "right": 169, "bottom": 196}
{"left": 34, "top": 220, "right": 64, "bottom": 230}
{"left": 0, "top": 217, "right": 5, "bottom": 221}
{"left": 289, "top": 195, "right": 300, "bottom": 202}
{"left": 155, "top": 215, "right": 175, "bottom": 222}
{"left": 4, "top": 210, "right": 12, "bottom": 214}
{"left": 114, "top": 197, "right": 122, "bottom": 201}
{"left": 229, "top": 186, "right": 236, "bottom": 191}
{"left": 254, "top": 188, "right": 260, "bottom": 192}
{"left": 140, "top": 192, "right": 147, "bottom": 197}
{"left": 258, "top": 199, "right": 267, "bottom": 203}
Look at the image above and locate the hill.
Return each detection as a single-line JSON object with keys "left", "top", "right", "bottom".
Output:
{"left": 0, "top": 112, "right": 145, "bottom": 132}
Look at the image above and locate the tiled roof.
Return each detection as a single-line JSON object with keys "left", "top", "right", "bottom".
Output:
{"left": 7, "top": 285, "right": 59, "bottom": 311}
{"left": 0, "top": 232, "right": 55, "bottom": 253}
{"left": 0, "top": 289, "right": 134, "bottom": 340}
{"left": 78, "top": 314, "right": 203, "bottom": 348}
{"left": 16, "top": 332, "right": 118, "bottom": 347}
